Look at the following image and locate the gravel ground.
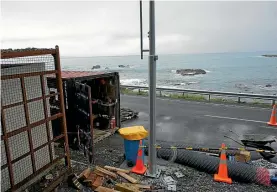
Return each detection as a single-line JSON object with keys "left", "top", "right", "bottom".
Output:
{"left": 57, "top": 132, "right": 277, "bottom": 192}
{"left": 26, "top": 109, "right": 277, "bottom": 192}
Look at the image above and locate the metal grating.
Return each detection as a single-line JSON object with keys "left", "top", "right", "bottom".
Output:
{"left": 1, "top": 46, "right": 71, "bottom": 191}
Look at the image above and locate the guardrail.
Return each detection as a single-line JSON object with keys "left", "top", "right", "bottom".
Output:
{"left": 121, "top": 85, "right": 277, "bottom": 105}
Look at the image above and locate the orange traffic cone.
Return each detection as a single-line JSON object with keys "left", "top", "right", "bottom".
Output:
{"left": 214, "top": 143, "right": 232, "bottom": 184}
{"left": 131, "top": 140, "right": 147, "bottom": 175}
{"left": 268, "top": 104, "right": 277, "bottom": 127}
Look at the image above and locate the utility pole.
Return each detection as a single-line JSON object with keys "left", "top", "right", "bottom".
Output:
{"left": 139, "top": 0, "right": 159, "bottom": 177}
{"left": 148, "top": 0, "right": 157, "bottom": 176}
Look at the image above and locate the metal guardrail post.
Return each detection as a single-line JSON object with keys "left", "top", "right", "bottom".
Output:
{"left": 209, "top": 94, "right": 211, "bottom": 102}
{"left": 238, "top": 97, "right": 241, "bottom": 103}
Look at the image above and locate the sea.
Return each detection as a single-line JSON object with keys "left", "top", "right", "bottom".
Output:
{"left": 61, "top": 52, "right": 277, "bottom": 95}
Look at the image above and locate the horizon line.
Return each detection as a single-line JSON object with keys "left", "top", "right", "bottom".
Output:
{"left": 61, "top": 50, "right": 277, "bottom": 58}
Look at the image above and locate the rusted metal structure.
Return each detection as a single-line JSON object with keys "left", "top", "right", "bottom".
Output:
{"left": 1, "top": 46, "right": 71, "bottom": 191}
{"left": 47, "top": 71, "right": 120, "bottom": 163}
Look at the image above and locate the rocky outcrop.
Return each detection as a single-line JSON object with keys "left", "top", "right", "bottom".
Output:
{"left": 262, "top": 55, "right": 277, "bottom": 58}
{"left": 265, "top": 84, "right": 272, "bottom": 87}
{"left": 176, "top": 69, "right": 206, "bottom": 76}
{"left": 118, "top": 65, "right": 130, "bottom": 68}
{"left": 92, "top": 65, "right": 101, "bottom": 70}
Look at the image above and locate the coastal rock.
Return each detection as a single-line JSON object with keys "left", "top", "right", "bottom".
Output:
{"left": 262, "top": 55, "right": 277, "bottom": 58}
{"left": 265, "top": 84, "right": 272, "bottom": 87}
{"left": 118, "top": 65, "right": 130, "bottom": 68}
{"left": 176, "top": 69, "right": 206, "bottom": 76}
{"left": 92, "top": 65, "right": 101, "bottom": 70}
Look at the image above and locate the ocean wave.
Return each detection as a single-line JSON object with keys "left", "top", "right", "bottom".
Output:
{"left": 120, "top": 78, "right": 147, "bottom": 86}
{"left": 171, "top": 69, "right": 210, "bottom": 76}
{"left": 173, "top": 81, "right": 199, "bottom": 86}
{"left": 117, "top": 65, "right": 136, "bottom": 69}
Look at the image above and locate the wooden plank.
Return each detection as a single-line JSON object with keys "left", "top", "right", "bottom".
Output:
{"left": 83, "top": 173, "right": 97, "bottom": 186}
{"left": 92, "top": 176, "right": 104, "bottom": 190}
{"left": 93, "top": 127, "right": 120, "bottom": 144}
{"left": 94, "top": 170, "right": 105, "bottom": 177}
{"left": 104, "top": 166, "right": 130, "bottom": 174}
{"left": 121, "top": 183, "right": 151, "bottom": 189}
{"left": 96, "top": 166, "right": 117, "bottom": 179}
{"left": 115, "top": 183, "right": 140, "bottom": 192}
{"left": 78, "top": 168, "right": 91, "bottom": 179}
{"left": 95, "top": 186, "right": 120, "bottom": 192}
{"left": 117, "top": 172, "right": 138, "bottom": 184}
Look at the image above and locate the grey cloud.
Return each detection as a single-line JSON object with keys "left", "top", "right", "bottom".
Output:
{"left": 1, "top": 1, "right": 277, "bottom": 56}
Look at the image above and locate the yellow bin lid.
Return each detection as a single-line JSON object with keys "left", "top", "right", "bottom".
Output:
{"left": 118, "top": 126, "right": 148, "bottom": 140}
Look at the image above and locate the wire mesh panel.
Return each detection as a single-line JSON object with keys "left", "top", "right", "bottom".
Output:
{"left": 1, "top": 46, "right": 70, "bottom": 191}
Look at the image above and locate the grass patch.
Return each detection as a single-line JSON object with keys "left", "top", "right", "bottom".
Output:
{"left": 121, "top": 88, "right": 139, "bottom": 95}
{"left": 169, "top": 93, "right": 206, "bottom": 101}
{"left": 210, "top": 97, "right": 235, "bottom": 104}
{"left": 120, "top": 88, "right": 272, "bottom": 108}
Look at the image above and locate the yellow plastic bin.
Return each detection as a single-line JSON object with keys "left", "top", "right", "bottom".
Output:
{"left": 118, "top": 126, "right": 148, "bottom": 167}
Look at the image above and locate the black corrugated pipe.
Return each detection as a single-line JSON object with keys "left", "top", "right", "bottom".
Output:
{"left": 144, "top": 143, "right": 271, "bottom": 186}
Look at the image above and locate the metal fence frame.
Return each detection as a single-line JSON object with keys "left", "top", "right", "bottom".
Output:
{"left": 121, "top": 85, "right": 277, "bottom": 105}
{"left": 1, "top": 46, "right": 71, "bottom": 191}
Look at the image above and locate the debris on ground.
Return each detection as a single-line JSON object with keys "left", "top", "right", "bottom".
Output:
{"left": 25, "top": 162, "right": 67, "bottom": 192}
{"left": 115, "top": 183, "right": 140, "bottom": 192}
{"left": 117, "top": 171, "right": 138, "bottom": 184}
{"left": 174, "top": 171, "right": 184, "bottom": 178}
{"left": 104, "top": 166, "right": 130, "bottom": 173}
{"left": 120, "top": 108, "right": 139, "bottom": 122}
{"left": 56, "top": 164, "right": 157, "bottom": 192}
{"left": 235, "top": 150, "right": 251, "bottom": 162}
{"left": 249, "top": 159, "right": 277, "bottom": 169}
{"left": 26, "top": 133, "right": 277, "bottom": 192}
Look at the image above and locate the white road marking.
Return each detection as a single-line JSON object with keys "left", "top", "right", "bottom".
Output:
{"left": 205, "top": 115, "right": 277, "bottom": 130}
{"left": 204, "top": 114, "right": 266, "bottom": 124}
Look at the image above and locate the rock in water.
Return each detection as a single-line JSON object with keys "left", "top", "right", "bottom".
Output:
{"left": 92, "top": 65, "right": 101, "bottom": 70}
{"left": 262, "top": 54, "right": 277, "bottom": 58}
{"left": 265, "top": 84, "right": 272, "bottom": 87}
{"left": 176, "top": 69, "right": 206, "bottom": 76}
{"left": 118, "top": 65, "right": 130, "bottom": 68}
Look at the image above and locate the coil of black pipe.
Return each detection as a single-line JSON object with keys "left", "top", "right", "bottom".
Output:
{"left": 144, "top": 143, "right": 271, "bottom": 186}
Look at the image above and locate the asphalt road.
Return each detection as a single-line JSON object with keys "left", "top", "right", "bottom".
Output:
{"left": 120, "top": 95, "right": 277, "bottom": 161}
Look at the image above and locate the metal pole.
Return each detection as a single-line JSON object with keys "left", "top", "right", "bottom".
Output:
{"left": 140, "top": 0, "right": 143, "bottom": 59}
{"left": 148, "top": 0, "right": 157, "bottom": 175}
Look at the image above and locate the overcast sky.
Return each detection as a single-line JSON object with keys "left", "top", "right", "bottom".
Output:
{"left": 1, "top": 1, "right": 277, "bottom": 56}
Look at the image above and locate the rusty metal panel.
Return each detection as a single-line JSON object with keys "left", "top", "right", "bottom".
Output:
{"left": 1, "top": 46, "right": 70, "bottom": 191}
